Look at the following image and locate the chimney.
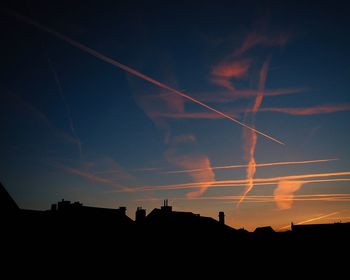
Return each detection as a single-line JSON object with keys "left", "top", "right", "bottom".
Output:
{"left": 219, "top": 211, "right": 225, "bottom": 224}
{"left": 161, "top": 199, "right": 172, "bottom": 213}
{"left": 51, "top": 203, "right": 57, "bottom": 211}
{"left": 118, "top": 206, "right": 127, "bottom": 215}
{"left": 57, "top": 199, "right": 71, "bottom": 211}
{"left": 135, "top": 206, "right": 146, "bottom": 223}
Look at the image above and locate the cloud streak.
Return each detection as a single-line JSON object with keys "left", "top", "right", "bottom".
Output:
{"left": 55, "top": 157, "right": 138, "bottom": 191}
{"left": 154, "top": 102, "right": 350, "bottom": 119}
{"left": 175, "top": 194, "right": 350, "bottom": 203}
{"left": 258, "top": 103, "right": 350, "bottom": 115}
{"left": 126, "top": 171, "right": 350, "bottom": 192}
{"left": 46, "top": 54, "right": 82, "bottom": 157}
{"left": 235, "top": 32, "right": 289, "bottom": 56}
{"left": 279, "top": 212, "right": 340, "bottom": 230}
{"left": 162, "top": 158, "right": 338, "bottom": 174}
{"left": 5, "top": 9, "right": 284, "bottom": 145}
{"left": 195, "top": 87, "right": 308, "bottom": 103}
{"left": 58, "top": 164, "right": 126, "bottom": 190}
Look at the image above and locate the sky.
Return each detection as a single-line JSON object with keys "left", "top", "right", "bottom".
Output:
{"left": 1, "top": 0, "right": 350, "bottom": 231}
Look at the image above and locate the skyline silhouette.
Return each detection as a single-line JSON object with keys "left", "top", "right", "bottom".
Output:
{"left": 2, "top": 181, "right": 348, "bottom": 234}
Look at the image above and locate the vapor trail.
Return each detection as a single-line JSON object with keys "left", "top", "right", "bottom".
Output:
{"left": 46, "top": 54, "right": 82, "bottom": 157}
{"left": 186, "top": 194, "right": 350, "bottom": 200}
{"left": 95, "top": 167, "right": 163, "bottom": 174}
{"left": 279, "top": 212, "right": 340, "bottom": 230}
{"left": 132, "top": 178, "right": 350, "bottom": 192}
{"left": 162, "top": 158, "right": 338, "bottom": 174}
{"left": 294, "top": 212, "right": 340, "bottom": 225}
{"left": 126, "top": 171, "right": 350, "bottom": 192}
{"left": 5, "top": 9, "right": 284, "bottom": 145}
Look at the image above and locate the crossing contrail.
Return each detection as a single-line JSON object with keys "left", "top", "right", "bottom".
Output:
{"left": 5, "top": 9, "right": 284, "bottom": 145}
{"left": 46, "top": 54, "right": 82, "bottom": 157}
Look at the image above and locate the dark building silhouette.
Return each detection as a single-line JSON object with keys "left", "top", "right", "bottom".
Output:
{"left": 254, "top": 226, "right": 275, "bottom": 235}
{"left": 160, "top": 199, "right": 172, "bottom": 213}
{"left": 48, "top": 199, "right": 134, "bottom": 232}
{"left": 136, "top": 206, "right": 146, "bottom": 223}
{"left": 142, "top": 199, "right": 239, "bottom": 249}
{"left": 51, "top": 198, "right": 129, "bottom": 217}
{"left": 0, "top": 182, "right": 19, "bottom": 213}
{"left": 292, "top": 222, "right": 350, "bottom": 235}
{"left": 219, "top": 211, "right": 225, "bottom": 224}
{"left": 2, "top": 180, "right": 350, "bottom": 260}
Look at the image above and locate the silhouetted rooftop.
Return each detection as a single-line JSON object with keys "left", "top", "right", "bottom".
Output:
{"left": 0, "top": 182, "right": 19, "bottom": 213}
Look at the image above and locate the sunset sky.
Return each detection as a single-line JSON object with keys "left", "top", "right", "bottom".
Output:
{"left": 1, "top": 0, "right": 350, "bottom": 231}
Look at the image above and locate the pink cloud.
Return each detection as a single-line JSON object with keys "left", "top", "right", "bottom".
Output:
{"left": 212, "top": 59, "right": 252, "bottom": 78}
{"left": 274, "top": 180, "right": 304, "bottom": 210}
{"left": 211, "top": 59, "right": 251, "bottom": 91}
{"left": 166, "top": 152, "right": 215, "bottom": 199}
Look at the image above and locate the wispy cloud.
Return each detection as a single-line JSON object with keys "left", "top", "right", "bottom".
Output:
{"left": 170, "top": 134, "right": 197, "bottom": 144}
{"left": 212, "top": 59, "right": 251, "bottom": 78}
{"left": 234, "top": 32, "right": 289, "bottom": 56}
{"left": 167, "top": 153, "right": 215, "bottom": 198}
{"left": 211, "top": 59, "right": 251, "bottom": 91}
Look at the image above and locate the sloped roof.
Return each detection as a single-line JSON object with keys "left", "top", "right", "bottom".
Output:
{"left": 0, "top": 182, "right": 19, "bottom": 213}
